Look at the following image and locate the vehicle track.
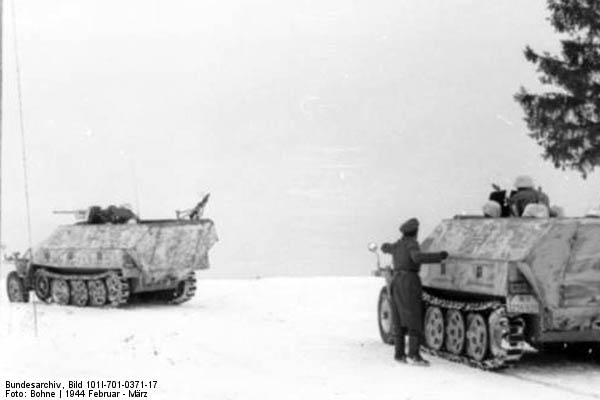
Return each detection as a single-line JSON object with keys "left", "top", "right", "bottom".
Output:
{"left": 422, "top": 292, "right": 525, "bottom": 370}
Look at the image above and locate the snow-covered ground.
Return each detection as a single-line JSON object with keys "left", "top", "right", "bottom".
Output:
{"left": 1, "top": 276, "right": 599, "bottom": 400}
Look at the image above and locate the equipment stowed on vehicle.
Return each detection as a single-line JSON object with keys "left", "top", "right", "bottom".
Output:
{"left": 6, "top": 204, "right": 218, "bottom": 307}
{"left": 370, "top": 217, "right": 600, "bottom": 370}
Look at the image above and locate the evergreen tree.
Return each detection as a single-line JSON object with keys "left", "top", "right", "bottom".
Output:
{"left": 515, "top": 0, "right": 600, "bottom": 178}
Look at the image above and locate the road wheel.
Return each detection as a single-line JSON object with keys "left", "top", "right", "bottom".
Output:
{"left": 51, "top": 279, "right": 70, "bottom": 305}
{"left": 377, "top": 287, "right": 395, "bottom": 345}
{"left": 445, "top": 309, "right": 466, "bottom": 355}
{"left": 88, "top": 280, "right": 107, "bottom": 306}
{"left": 70, "top": 280, "right": 89, "bottom": 307}
{"left": 466, "top": 313, "right": 488, "bottom": 361}
{"left": 424, "top": 306, "right": 445, "bottom": 350}
{"left": 34, "top": 270, "right": 51, "bottom": 302}
{"left": 488, "top": 308, "right": 510, "bottom": 358}
{"left": 105, "top": 273, "right": 130, "bottom": 306}
{"left": 7, "top": 271, "right": 29, "bottom": 302}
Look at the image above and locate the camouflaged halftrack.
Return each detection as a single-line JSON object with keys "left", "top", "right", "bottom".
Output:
{"left": 374, "top": 217, "right": 600, "bottom": 370}
{"left": 6, "top": 216, "right": 218, "bottom": 307}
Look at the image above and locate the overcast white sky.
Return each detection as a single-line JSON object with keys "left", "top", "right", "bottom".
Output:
{"left": 2, "top": 0, "right": 598, "bottom": 277}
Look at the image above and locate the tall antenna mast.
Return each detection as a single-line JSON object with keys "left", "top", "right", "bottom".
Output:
{"left": 10, "top": 0, "right": 32, "bottom": 250}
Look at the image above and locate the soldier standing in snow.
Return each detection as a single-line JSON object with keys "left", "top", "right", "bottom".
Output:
{"left": 382, "top": 218, "right": 448, "bottom": 366}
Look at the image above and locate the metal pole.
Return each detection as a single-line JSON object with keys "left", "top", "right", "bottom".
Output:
{"left": 10, "top": 0, "right": 32, "bottom": 250}
{"left": 131, "top": 160, "right": 140, "bottom": 216}
{"left": 32, "top": 300, "right": 37, "bottom": 337}
{"left": 7, "top": 0, "right": 36, "bottom": 337}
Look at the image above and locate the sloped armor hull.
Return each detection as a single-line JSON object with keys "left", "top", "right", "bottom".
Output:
{"left": 375, "top": 217, "right": 600, "bottom": 370}
{"left": 8, "top": 219, "right": 218, "bottom": 307}
{"left": 421, "top": 218, "right": 600, "bottom": 341}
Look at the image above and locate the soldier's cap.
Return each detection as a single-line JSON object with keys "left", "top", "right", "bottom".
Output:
{"left": 514, "top": 175, "right": 535, "bottom": 189}
{"left": 400, "top": 218, "right": 419, "bottom": 234}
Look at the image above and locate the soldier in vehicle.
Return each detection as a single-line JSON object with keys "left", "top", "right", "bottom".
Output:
{"left": 508, "top": 175, "right": 547, "bottom": 217}
{"left": 488, "top": 184, "right": 511, "bottom": 217}
{"left": 107, "top": 204, "right": 139, "bottom": 224}
{"left": 381, "top": 218, "right": 449, "bottom": 366}
{"left": 87, "top": 206, "right": 110, "bottom": 224}
{"left": 86, "top": 204, "right": 138, "bottom": 224}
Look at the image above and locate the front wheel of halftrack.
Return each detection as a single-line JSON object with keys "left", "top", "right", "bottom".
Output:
{"left": 88, "top": 280, "right": 107, "bottom": 307}
{"left": 6, "top": 271, "right": 29, "bottom": 303}
{"left": 377, "top": 287, "right": 395, "bottom": 345}
{"left": 70, "top": 280, "right": 89, "bottom": 307}
{"left": 34, "top": 270, "right": 51, "bottom": 302}
{"left": 51, "top": 279, "right": 70, "bottom": 305}
{"left": 424, "top": 306, "right": 445, "bottom": 351}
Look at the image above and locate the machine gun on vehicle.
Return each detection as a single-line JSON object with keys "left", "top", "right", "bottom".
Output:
{"left": 176, "top": 193, "right": 210, "bottom": 220}
{"left": 53, "top": 209, "right": 90, "bottom": 221}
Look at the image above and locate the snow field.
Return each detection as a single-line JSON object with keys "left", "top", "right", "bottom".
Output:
{"left": 0, "top": 276, "right": 599, "bottom": 400}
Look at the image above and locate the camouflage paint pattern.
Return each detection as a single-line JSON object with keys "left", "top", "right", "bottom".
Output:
{"left": 421, "top": 218, "right": 600, "bottom": 341}
{"left": 31, "top": 219, "right": 218, "bottom": 289}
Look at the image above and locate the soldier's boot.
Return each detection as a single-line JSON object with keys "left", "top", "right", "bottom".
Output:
{"left": 394, "top": 335, "right": 406, "bottom": 363}
{"left": 407, "top": 335, "right": 430, "bottom": 367}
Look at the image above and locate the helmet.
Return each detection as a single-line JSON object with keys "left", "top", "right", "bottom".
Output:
{"left": 482, "top": 201, "right": 501, "bottom": 218}
{"left": 514, "top": 175, "right": 535, "bottom": 189}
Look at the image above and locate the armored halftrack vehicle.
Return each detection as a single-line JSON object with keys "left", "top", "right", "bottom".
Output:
{"left": 6, "top": 207, "right": 218, "bottom": 307}
{"left": 372, "top": 217, "right": 600, "bottom": 370}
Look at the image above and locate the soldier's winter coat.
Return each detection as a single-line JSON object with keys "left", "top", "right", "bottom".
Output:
{"left": 509, "top": 188, "right": 546, "bottom": 216}
{"left": 382, "top": 237, "right": 446, "bottom": 332}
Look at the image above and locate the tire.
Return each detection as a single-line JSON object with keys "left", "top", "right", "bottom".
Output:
{"left": 377, "top": 287, "right": 395, "bottom": 345}
{"left": 7, "top": 271, "right": 29, "bottom": 303}
{"left": 33, "top": 269, "right": 51, "bottom": 302}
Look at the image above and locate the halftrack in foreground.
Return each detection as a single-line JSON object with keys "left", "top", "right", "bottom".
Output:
{"left": 6, "top": 215, "right": 218, "bottom": 307}
{"left": 374, "top": 217, "right": 600, "bottom": 369}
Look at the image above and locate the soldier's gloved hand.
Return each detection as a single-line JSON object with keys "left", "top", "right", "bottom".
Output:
{"left": 440, "top": 251, "right": 449, "bottom": 260}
